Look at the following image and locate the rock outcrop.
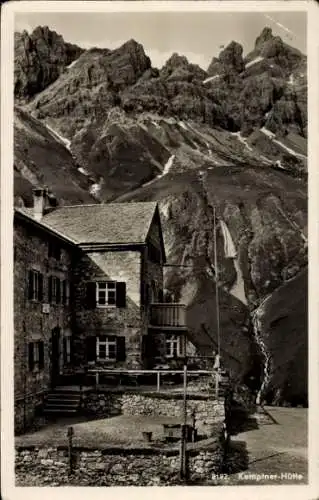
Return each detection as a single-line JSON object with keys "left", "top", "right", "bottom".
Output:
{"left": 14, "top": 26, "right": 84, "bottom": 100}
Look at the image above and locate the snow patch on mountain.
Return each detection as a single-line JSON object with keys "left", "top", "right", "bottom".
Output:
{"left": 274, "top": 159, "right": 285, "bottom": 170}
{"left": 162, "top": 155, "right": 175, "bottom": 176}
{"left": 78, "top": 167, "right": 89, "bottom": 176}
{"left": 45, "top": 123, "right": 71, "bottom": 150}
{"left": 179, "top": 121, "right": 188, "bottom": 130}
{"left": 260, "top": 155, "right": 272, "bottom": 165}
{"left": 203, "top": 75, "right": 220, "bottom": 84}
{"left": 245, "top": 56, "right": 264, "bottom": 69}
{"left": 141, "top": 155, "right": 175, "bottom": 188}
{"left": 66, "top": 57, "right": 81, "bottom": 70}
{"left": 288, "top": 74, "right": 295, "bottom": 86}
{"left": 261, "top": 127, "right": 306, "bottom": 159}
{"left": 273, "top": 139, "right": 307, "bottom": 159}
{"left": 89, "top": 177, "right": 104, "bottom": 198}
{"left": 231, "top": 131, "right": 253, "bottom": 152}
{"left": 220, "top": 220, "right": 247, "bottom": 305}
{"left": 260, "top": 127, "right": 276, "bottom": 139}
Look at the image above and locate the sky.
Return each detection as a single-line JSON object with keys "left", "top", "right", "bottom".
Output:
{"left": 15, "top": 11, "right": 306, "bottom": 70}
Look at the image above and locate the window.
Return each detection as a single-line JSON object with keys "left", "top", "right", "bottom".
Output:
{"left": 28, "top": 341, "right": 44, "bottom": 371}
{"left": 166, "top": 335, "right": 181, "bottom": 358}
{"left": 96, "top": 281, "right": 116, "bottom": 307}
{"left": 48, "top": 276, "right": 61, "bottom": 304}
{"left": 62, "top": 280, "right": 70, "bottom": 306}
{"left": 48, "top": 241, "right": 61, "bottom": 260}
{"left": 97, "top": 336, "right": 117, "bottom": 361}
{"left": 86, "top": 281, "right": 126, "bottom": 309}
{"left": 86, "top": 336, "right": 126, "bottom": 363}
{"left": 28, "top": 270, "right": 43, "bottom": 301}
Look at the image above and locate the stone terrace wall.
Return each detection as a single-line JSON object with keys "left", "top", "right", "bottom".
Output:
{"left": 83, "top": 391, "right": 226, "bottom": 437}
{"left": 16, "top": 445, "right": 224, "bottom": 486}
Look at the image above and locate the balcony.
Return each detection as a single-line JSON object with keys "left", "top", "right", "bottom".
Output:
{"left": 149, "top": 303, "right": 187, "bottom": 331}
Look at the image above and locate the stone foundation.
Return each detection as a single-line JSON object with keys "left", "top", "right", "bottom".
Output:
{"left": 15, "top": 444, "right": 224, "bottom": 486}
{"left": 83, "top": 391, "right": 225, "bottom": 437}
{"left": 15, "top": 393, "right": 46, "bottom": 435}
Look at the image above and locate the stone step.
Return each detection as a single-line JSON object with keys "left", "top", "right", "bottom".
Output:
{"left": 43, "top": 408, "right": 78, "bottom": 414}
{"left": 42, "top": 390, "right": 82, "bottom": 416}
{"left": 46, "top": 401, "right": 80, "bottom": 408}
{"left": 46, "top": 394, "right": 81, "bottom": 401}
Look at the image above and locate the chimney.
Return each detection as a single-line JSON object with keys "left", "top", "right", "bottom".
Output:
{"left": 32, "top": 187, "right": 48, "bottom": 221}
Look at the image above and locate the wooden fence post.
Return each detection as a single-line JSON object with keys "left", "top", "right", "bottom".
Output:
{"left": 67, "top": 426, "right": 74, "bottom": 475}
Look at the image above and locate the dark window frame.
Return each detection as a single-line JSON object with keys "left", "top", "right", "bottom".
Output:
{"left": 96, "top": 281, "right": 117, "bottom": 308}
{"left": 165, "top": 335, "right": 181, "bottom": 358}
{"left": 28, "top": 340, "right": 44, "bottom": 371}
{"left": 62, "top": 279, "right": 70, "bottom": 306}
{"left": 48, "top": 275, "right": 61, "bottom": 304}
{"left": 96, "top": 335, "right": 117, "bottom": 361}
{"left": 28, "top": 270, "right": 43, "bottom": 302}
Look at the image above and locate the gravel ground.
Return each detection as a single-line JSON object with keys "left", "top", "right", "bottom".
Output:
{"left": 208, "top": 407, "right": 308, "bottom": 485}
{"left": 15, "top": 414, "right": 193, "bottom": 448}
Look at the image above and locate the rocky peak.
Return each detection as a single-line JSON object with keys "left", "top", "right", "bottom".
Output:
{"left": 219, "top": 41, "right": 245, "bottom": 72}
{"left": 255, "top": 27, "right": 274, "bottom": 50}
{"left": 14, "top": 25, "right": 84, "bottom": 100}
{"left": 117, "top": 38, "right": 151, "bottom": 66}
{"left": 160, "top": 52, "right": 207, "bottom": 82}
{"left": 163, "top": 52, "right": 189, "bottom": 69}
{"left": 207, "top": 40, "right": 244, "bottom": 76}
{"left": 107, "top": 38, "right": 152, "bottom": 85}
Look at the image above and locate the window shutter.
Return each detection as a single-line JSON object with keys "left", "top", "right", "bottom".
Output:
{"left": 69, "top": 281, "right": 74, "bottom": 307}
{"left": 86, "top": 282, "right": 96, "bottom": 309}
{"left": 141, "top": 281, "right": 146, "bottom": 306}
{"left": 63, "top": 337, "right": 67, "bottom": 364}
{"left": 28, "top": 343, "right": 34, "bottom": 371}
{"left": 39, "top": 341, "right": 44, "bottom": 369}
{"left": 28, "top": 271, "right": 33, "bottom": 300}
{"left": 142, "top": 335, "right": 152, "bottom": 359}
{"left": 116, "top": 336, "right": 126, "bottom": 362}
{"left": 48, "top": 276, "right": 53, "bottom": 303}
{"left": 61, "top": 281, "right": 65, "bottom": 305}
{"left": 56, "top": 278, "right": 61, "bottom": 304}
{"left": 87, "top": 337, "right": 96, "bottom": 362}
{"left": 38, "top": 274, "right": 43, "bottom": 301}
{"left": 116, "top": 282, "right": 126, "bottom": 308}
{"left": 69, "top": 336, "right": 74, "bottom": 363}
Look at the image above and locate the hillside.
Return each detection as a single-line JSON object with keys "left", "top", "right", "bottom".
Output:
{"left": 13, "top": 25, "right": 308, "bottom": 406}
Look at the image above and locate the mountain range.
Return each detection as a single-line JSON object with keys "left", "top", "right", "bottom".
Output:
{"left": 14, "top": 25, "right": 308, "bottom": 406}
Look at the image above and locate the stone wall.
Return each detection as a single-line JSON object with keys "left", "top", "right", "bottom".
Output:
{"left": 72, "top": 249, "right": 144, "bottom": 369}
{"left": 83, "top": 391, "right": 225, "bottom": 438}
{"left": 16, "top": 444, "right": 224, "bottom": 486}
{"left": 14, "top": 219, "right": 74, "bottom": 433}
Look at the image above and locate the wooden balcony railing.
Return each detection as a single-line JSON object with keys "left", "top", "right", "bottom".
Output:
{"left": 149, "top": 303, "right": 186, "bottom": 329}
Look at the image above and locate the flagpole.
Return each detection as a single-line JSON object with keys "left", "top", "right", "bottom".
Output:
{"left": 213, "top": 206, "right": 221, "bottom": 398}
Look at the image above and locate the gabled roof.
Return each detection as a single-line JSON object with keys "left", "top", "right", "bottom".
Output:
{"left": 17, "top": 202, "right": 159, "bottom": 246}
{"left": 15, "top": 207, "right": 78, "bottom": 246}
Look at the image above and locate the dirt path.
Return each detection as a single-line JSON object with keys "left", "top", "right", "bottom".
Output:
{"left": 221, "top": 407, "right": 308, "bottom": 485}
